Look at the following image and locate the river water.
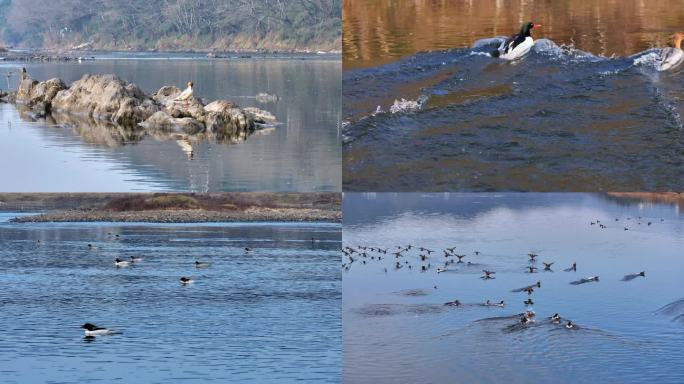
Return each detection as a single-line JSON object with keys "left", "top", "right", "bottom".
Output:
{"left": 0, "top": 214, "right": 341, "bottom": 383}
{"left": 0, "top": 53, "right": 341, "bottom": 192}
{"left": 343, "top": 193, "right": 684, "bottom": 384}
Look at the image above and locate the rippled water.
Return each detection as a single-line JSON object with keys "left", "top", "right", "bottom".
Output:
{"left": 0, "top": 213, "right": 341, "bottom": 383}
{"left": 343, "top": 193, "right": 684, "bottom": 384}
{"left": 343, "top": 40, "right": 684, "bottom": 191}
{"left": 343, "top": 0, "right": 684, "bottom": 69}
{"left": 0, "top": 53, "right": 341, "bottom": 192}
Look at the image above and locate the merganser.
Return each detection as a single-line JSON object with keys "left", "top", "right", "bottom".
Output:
{"left": 114, "top": 258, "right": 130, "bottom": 267}
{"left": 565, "top": 321, "right": 575, "bottom": 329}
{"left": 621, "top": 271, "right": 645, "bottom": 281}
{"left": 658, "top": 33, "right": 684, "bottom": 71}
{"left": 543, "top": 262, "right": 554, "bottom": 270}
{"left": 130, "top": 255, "right": 143, "bottom": 262}
{"left": 491, "top": 22, "right": 541, "bottom": 60}
{"left": 175, "top": 81, "right": 194, "bottom": 103}
{"left": 444, "top": 300, "right": 461, "bottom": 306}
{"left": 81, "top": 323, "right": 115, "bottom": 336}
{"left": 195, "top": 261, "right": 210, "bottom": 268}
{"left": 180, "top": 277, "right": 194, "bottom": 284}
{"left": 564, "top": 262, "right": 577, "bottom": 272}
{"left": 528, "top": 252, "right": 538, "bottom": 261}
{"left": 550, "top": 313, "right": 561, "bottom": 324}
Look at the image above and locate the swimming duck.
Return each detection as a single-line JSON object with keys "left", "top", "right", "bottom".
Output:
{"left": 564, "top": 262, "right": 577, "bottom": 272}
{"left": 491, "top": 22, "right": 541, "bottom": 60}
{"left": 565, "top": 321, "right": 574, "bottom": 329}
{"left": 175, "top": 81, "right": 194, "bottom": 103}
{"left": 130, "top": 255, "right": 143, "bottom": 262}
{"left": 444, "top": 299, "right": 461, "bottom": 307}
{"left": 658, "top": 33, "right": 684, "bottom": 71}
{"left": 81, "top": 323, "right": 115, "bottom": 336}
{"left": 195, "top": 261, "right": 210, "bottom": 268}
{"left": 543, "top": 262, "right": 554, "bottom": 270}
{"left": 481, "top": 270, "right": 496, "bottom": 279}
{"left": 524, "top": 298, "right": 534, "bottom": 305}
{"left": 550, "top": 313, "right": 561, "bottom": 324}
{"left": 528, "top": 252, "right": 538, "bottom": 261}
{"left": 114, "top": 258, "right": 130, "bottom": 267}
{"left": 180, "top": 277, "right": 194, "bottom": 284}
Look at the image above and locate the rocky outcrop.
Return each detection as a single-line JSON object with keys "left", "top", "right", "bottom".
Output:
{"left": 11, "top": 72, "right": 276, "bottom": 143}
{"left": 14, "top": 76, "right": 67, "bottom": 115}
{"left": 51, "top": 74, "right": 158, "bottom": 125}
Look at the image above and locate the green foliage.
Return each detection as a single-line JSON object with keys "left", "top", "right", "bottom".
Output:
{"left": 0, "top": 0, "right": 341, "bottom": 50}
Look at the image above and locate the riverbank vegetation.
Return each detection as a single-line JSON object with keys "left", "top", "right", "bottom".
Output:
{"left": 0, "top": 0, "right": 340, "bottom": 52}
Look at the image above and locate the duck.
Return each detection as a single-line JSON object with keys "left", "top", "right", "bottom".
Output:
{"left": 130, "top": 255, "right": 143, "bottom": 262}
{"left": 565, "top": 321, "right": 575, "bottom": 329}
{"left": 444, "top": 299, "right": 461, "bottom": 307}
{"left": 180, "top": 277, "right": 194, "bottom": 284}
{"left": 195, "top": 261, "right": 210, "bottom": 268}
{"left": 658, "top": 33, "right": 684, "bottom": 71}
{"left": 524, "top": 298, "right": 534, "bottom": 305}
{"left": 81, "top": 323, "right": 115, "bottom": 336}
{"left": 175, "top": 81, "right": 194, "bottom": 103}
{"left": 550, "top": 313, "right": 561, "bottom": 324}
{"left": 543, "top": 262, "right": 554, "bottom": 270}
{"left": 491, "top": 22, "right": 542, "bottom": 60}
{"left": 114, "top": 258, "right": 130, "bottom": 267}
{"left": 484, "top": 300, "right": 505, "bottom": 307}
{"left": 564, "top": 262, "right": 577, "bottom": 272}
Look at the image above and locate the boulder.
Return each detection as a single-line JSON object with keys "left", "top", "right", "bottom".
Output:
{"left": 243, "top": 107, "right": 277, "bottom": 124}
{"left": 203, "top": 100, "right": 255, "bottom": 141}
{"left": 51, "top": 74, "right": 157, "bottom": 126}
{"left": 139, "top": 111, "right": 205, "bottom": 135}
{"left": 153, "top": 85, "right": 205, "bottom": 120}
{"left": 14, "top": 76, "right": 67, "bottom": 112}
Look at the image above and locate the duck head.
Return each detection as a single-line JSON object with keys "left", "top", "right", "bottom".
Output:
{"left": 674, "top": 33, "right": 684, "bottom": 49}
{"left": 521, "top": 21, "right": 542, "bottom": 37}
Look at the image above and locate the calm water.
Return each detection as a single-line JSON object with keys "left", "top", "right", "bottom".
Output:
{"left": 0, "top": 53, "right": 341, "bottom": 192}
{"left": 343, "top": 0, "right": 684, "bottom": 69}
{"left": 343, "top": 193, "right": 684, "bottom": 384}
{"left": 343, "top": 40, "right": 684, "bottom": 191}
{"left": 0, "top": 214, "right": 341, "bottom": 383}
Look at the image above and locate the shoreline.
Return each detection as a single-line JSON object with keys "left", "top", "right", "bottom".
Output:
{"left": 0, "top": 49, "right": 341, "bottom": 63}
{"left": 8, "top": 208, "right": 341, "bottom": 224}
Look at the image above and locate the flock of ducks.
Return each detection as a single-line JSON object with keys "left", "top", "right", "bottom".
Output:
{"left": 343, "top": 215, "right": 659, "bottom": 330}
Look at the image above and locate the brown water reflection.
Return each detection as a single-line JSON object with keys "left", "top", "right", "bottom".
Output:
{"left": 343, "top": 0, "right": 684, "bottom": 69}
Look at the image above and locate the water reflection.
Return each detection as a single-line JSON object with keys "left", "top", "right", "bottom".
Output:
{"left": 343, "top": 193, "right": 684, "bottom": 383}
{"left": 343, "top": 0, "right": 684, "bottom": 69}
{"left": 0, "top": 55, "right": 341, "bottom": 192}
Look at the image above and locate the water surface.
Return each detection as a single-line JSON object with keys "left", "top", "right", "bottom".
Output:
{"left": 0, "top": 214, "right": 341, "bottom": 383}
{"left": 343, "top": 41, "right": 684, "bottom": 191}
{"left": 343, "top": 0, "right": 684, "bottom": 69}
{"left": 343, "top": 193, "right": 684, "bottom": 384}
{"left": 0, "top": 53, "right": 341, "bottom": 192}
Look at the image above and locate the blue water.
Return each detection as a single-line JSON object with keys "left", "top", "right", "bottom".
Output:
{"left": 0, "top": 214, "right": 341, "bottom": 383}
{"left": 343, "top": 39, "right": 684, "bottom": 191}
{"left": 343, "top": 193, "right": 684, "bottom": 384}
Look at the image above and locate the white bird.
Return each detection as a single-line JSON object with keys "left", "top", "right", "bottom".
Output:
{"left": 174, "top": 81, "right": 194, "bottom": 103}
{"left": 658, "top": 33, "right": 684, "bottom": 71}
{"left": 114, "top": 258, "right": 130, "bottom": 267}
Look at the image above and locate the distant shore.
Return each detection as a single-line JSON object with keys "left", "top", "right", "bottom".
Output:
{"left": 0, "top": 48, "right": 341, "bottom": 63}
{"left": 0, "top": 193, "right": 341, "bottom": 223}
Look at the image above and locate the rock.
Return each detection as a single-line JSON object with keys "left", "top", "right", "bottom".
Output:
{"left": 51, "top": 74, "right": 157, "bottom": 126}
{"left": 243, "top": 106, "right": 277, "bottom": 124}
{"left": 139, "top": 111, "right": 205, "bottom": 135}
{"left": 14, "top": 76, "right": 67, "bottom": 112}
{"left": 203, "top": 100, "right": 255, "bottom": 141}
{"left": 152, "top": 85, "right": 205, "bottom": 120}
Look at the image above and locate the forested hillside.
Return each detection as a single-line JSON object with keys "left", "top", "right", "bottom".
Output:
{"left": 0, "top": 0, "right": 340, "bottom": 51}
